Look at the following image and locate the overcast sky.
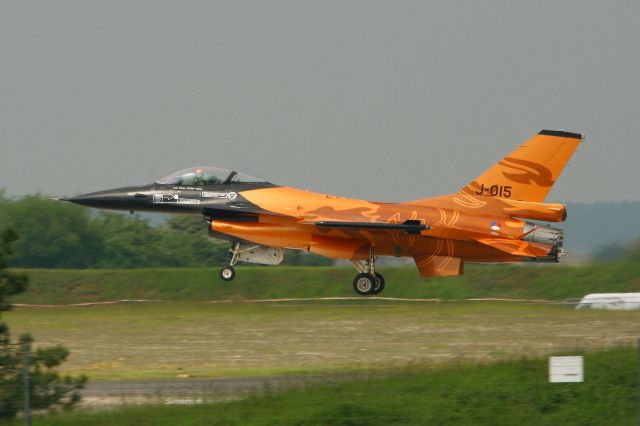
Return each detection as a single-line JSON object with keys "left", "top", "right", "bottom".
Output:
{"left": 1, "top": 1, "right": 639, "bottom": 203}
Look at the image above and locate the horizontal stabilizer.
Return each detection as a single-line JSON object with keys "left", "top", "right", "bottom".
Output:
{"left": 475, "top": 238, "right": 551, "bottom": 258}
{"left": 313, "top": 220, "right": 428, "bottom": 235}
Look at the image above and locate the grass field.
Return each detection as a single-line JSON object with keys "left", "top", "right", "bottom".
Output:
{"left": 4, "top": 264, "right": 640, "bottom": 423}
{"left": 11, "top": 262, "right": 640, "bottom": 305}
{"left": 4, "top": 301, "right": 640, "bottom": 381}
{"left": 5, "top": 346, "right": 637, "bottom": 426}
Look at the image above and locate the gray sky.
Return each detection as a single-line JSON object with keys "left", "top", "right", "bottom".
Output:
{"left": 1, "top": 1, "right": 639, "bottom": 203}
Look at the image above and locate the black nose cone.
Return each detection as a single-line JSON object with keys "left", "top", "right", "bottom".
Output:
{"left": 66, "top": 189, "right": 129, "bottom": 209}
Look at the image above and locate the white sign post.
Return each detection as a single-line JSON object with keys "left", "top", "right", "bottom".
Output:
{"left": 549, "top": 356, "right": 584, "bottom": 383}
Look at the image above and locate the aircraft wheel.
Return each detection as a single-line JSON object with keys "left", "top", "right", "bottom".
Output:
{"left": 353, "top": 273, "right": 375, "bottom": 296}
{"left": 371, "top": 272, "right": 385, "bottom": 295}
{"left": 219, "top": 266, "right": 236, "bottom": 281}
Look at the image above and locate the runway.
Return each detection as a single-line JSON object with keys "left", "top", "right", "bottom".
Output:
{"left": 81, "top": 373, "right": 368, "bottom": 406}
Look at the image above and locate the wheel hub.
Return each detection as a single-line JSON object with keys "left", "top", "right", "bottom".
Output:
{"left": 356, "top": 277, "right": 372, "bottom": 292}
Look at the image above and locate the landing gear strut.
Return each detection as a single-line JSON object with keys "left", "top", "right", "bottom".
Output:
{"left": 219, "top": 242, "right": 240, "bottom": 282}
{"left": 351, "top": 250, "right": 385, "bottom": 296}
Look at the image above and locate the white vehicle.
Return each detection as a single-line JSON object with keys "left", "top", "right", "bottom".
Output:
{"left": 576, "top": 293, "right": 640, "bottom": 310}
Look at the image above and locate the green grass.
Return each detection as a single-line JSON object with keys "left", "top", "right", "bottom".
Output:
{"left": 5, "top": 302, "right": 639, "bottom": 381}
{"left": 6, "top": 346, "right": 637, "bottom": 426}
{"left": 10, "top": 262, "right": 640, "bottom": 304}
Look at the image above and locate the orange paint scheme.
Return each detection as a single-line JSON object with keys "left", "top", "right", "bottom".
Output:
{"left": 213, "top": 130, "right": 582, "bottom": 278}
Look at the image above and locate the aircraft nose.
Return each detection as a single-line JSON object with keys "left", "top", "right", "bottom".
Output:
{"left": 65, "top": 189, "right": 129, "bottom": 209}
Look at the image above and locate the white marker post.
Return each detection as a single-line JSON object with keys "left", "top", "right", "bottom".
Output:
{"left": 549, "top": 356, "right": 584, "bottom": 383}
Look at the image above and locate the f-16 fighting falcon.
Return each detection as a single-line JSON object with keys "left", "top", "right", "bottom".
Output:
{"left": 65, "top": 130, "right": 582, "bottom": 296}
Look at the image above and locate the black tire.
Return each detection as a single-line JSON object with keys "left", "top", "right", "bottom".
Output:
{"left": 219, "top": 266, "right": 236, "bottom": 281}
{"left": 352, "top": 273, "right": 375, "bottom": 296}
{"left": 371, "top": 272, "right": 385, "bottom": 295}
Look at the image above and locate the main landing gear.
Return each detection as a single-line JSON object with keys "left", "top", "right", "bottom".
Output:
{"left": 219, "top": 242, "right": 240, "bottom": 282}
{"left": 351, "top": 251, "right": 385, "bottom": 296}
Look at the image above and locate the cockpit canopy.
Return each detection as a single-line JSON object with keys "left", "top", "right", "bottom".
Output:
{"left": 156, "top": 167, "right": 266, "bottom": 186}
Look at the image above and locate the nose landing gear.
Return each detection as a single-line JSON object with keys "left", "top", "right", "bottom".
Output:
{"left": 351, "top": 251, "right": 385, "bottom": 296}
{"left": 219, "top": 242, "right": 240, "bottom": 282}
{"left": 219, "top": 266, "right": 236, "bottom": 281}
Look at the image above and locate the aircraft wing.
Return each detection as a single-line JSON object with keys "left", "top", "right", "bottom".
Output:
{"left": 308, "top": 219, "right": 429, "bottom": 235}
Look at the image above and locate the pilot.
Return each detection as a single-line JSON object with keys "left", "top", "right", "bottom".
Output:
{"left": 193, "top": 168, "right": 206, "bottom": 186}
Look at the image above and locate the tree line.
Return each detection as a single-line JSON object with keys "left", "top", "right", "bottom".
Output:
{"left": 0, "top": 192, "right": 332, "bottom": 269}
{"left": 0, "top": 228, "right": 85, "bottom": 419}
{"left": 591, "top": 238, "right": 640, "bottom": 263}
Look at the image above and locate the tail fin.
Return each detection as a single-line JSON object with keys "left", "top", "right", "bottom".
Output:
{"left": 461, "top": 130, "right": 583, "bottom": 202}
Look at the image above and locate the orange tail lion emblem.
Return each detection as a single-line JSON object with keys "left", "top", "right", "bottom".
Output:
{"left": 462, "top": 130, "right": 582, "bottom": 202}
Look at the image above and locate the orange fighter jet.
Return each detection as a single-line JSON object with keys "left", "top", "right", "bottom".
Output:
{"left": 66, "top": 130, "right": 582, "bottom": 295}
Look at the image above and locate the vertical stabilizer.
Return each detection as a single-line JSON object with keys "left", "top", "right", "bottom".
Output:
{"left": 461, "top": 130, "right": 583, "bottom": 202}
